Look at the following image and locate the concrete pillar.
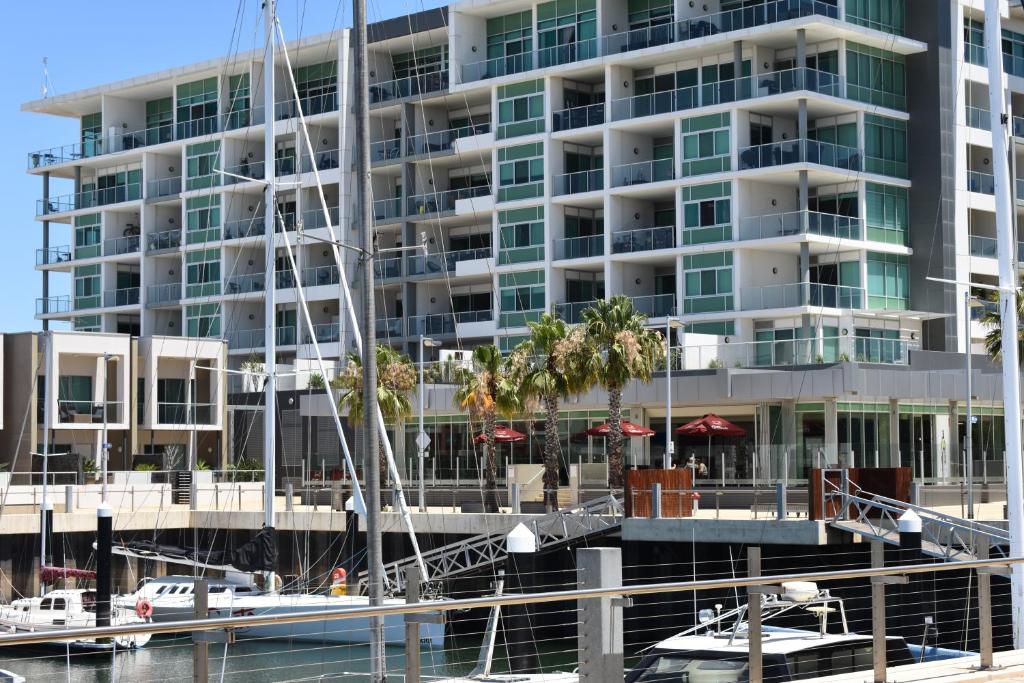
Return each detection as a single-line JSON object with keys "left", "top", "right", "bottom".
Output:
{"left": 733, "top": 41, "right": 743, "bottom": 99}
{"left": 824, "top": 398, "right": 839, "bottom": 467}
{"left": 796, "top": 29, "right": 807, "bottom": 70}
{"left": 888, "top": 399, "right": 901, "bottom": 467}
{"left": 798, "top": 98, "right": 808, "bottom": 142}
{"left": 577, "top": 547, "right": 623, "bottom": 683}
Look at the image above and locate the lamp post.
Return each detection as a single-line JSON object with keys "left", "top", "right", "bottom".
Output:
{"left": 664, "top": 317, "right": 684, "bottom": 469}
{"left": 418, "top": 336, "right": 440, "bottom": 512}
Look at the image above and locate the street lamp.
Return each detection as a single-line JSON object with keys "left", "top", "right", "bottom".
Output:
{"left": 664, "top": 317, "right": 684, "bottom": 470}
{"left": 418, "top": 336, "right": 440, "bottom": 512}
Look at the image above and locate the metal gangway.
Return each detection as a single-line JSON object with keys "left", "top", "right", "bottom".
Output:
{"left": 359, "top": 494, "right": 624, "bottom": 594}
{"left": 819, "top": 469, "right": 1009, "bottom": 561}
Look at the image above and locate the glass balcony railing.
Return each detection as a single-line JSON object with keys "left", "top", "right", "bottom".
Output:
{"left": 103, "top": 234, "right": 141, "bottom": 256}
{"left": 554, "top": 300, "right": 597, "bottom": 325}
{"left": 1015, "top": 115, "right": 1024, "bottom": 138}
{"left": 57, "top": 400, "right": 122, "bottom": 424}
{"left": 407, "top": 186, "right": 490, "bottom": 216}
{"left": 36, "top": 296, "right": 71, "bottom": 315}
{"left": 223, "top": 160, "right": 265, "bottom": 185}
{"left": 157, "top": 402, "right": 215, "bottom": 426}
{"left": 302, "top": 264, "right": 340, "bottom": 287}
{"left": 536, "top": 39, "right": 599, "bottom": 69}
{"left": 373, "top": 198, "right": 403, "bottom": 224}
{"left": 376, "top": 317, "right": 405, "bottom": 337}
{"left": 374, "top": 257, "right": 402, "bottom": 280}
{"left": 970, "top": 234, "right": 998, "bottom": 258}
{"left": 553, "top": 169, "right": 603, "bottom": 195}
{"left": 967, "top": 170, "right": 995, "bottom": 195}
{"left": 552, "top": 103, "right": 605, "bottom": 132}
{"left": 852, "top": 337, "right": 912, "bottom": 364}
{"left": 612, "top": 159, "right": 675, "bottom": 187}
{"left": 147, "top": 177, "right": 183, "bottom": 198}
{"left": 224, "top": 273, "right": 265, "bottom": 295}
{"left": 36, "top": 246, "right": 72, "bottom": 266}
{"left": 406, "top": 123, "right": 490, "bottom": 156}
{"left": 227, "top": 328, "right": 265, "bottom": 350}
{"left": 555, "top": 234, "right": 604, "bottom": 260}
{"left": 301, "top": 205, "right": 341, "bottom": 230}
{"left": 37, "top": 184, "right": 143, "bottom": 216}
{"left": 632, "top": 293, "right": 676, "bottom": 318}
{"left": 681, "top": 336, "right": 912, "bottom": 369}
{"left": 500, "top": 308, "right": 544, "bottom": 328}
{"left": 612, "top": 226, "right": 676, "bottom": 253}
{"left": 146, "top": 283, "right": 181, "bottom": 306}
{"left": 300, "top": 149, "right": 340, "bottom": 173}
{"left": 371, "top": 137, "right": 402, "bottom": 163}
{"left": 740, "top": 282, "right": 864, "bottom": 311}
{"left": 147, "top": 229, "right": 182, "bottom": 252}
{"left": 407, "top": 247, "right": 492, "bottom": 275}
{"left": 274, "top": 271, "right": 296, "bottom": 290}
{"left": 738, "top": 139, "right": 862, "bottom": 172}
{"left": 739, "top": 210, "right": 863, "bottom": 241}
{"left": 602, "top": 21, "right": 676, "bottom": 55}
{"left": 223, "top": 216, "right": 266, "bottom": 241}
{"left": 369, "top": 71, "right": 448, "bottom": 105}
{"left": 462, "top": 53, "right": 533, "bottom": 83}
{"left": 277, "top": 326, "right": 297, "bottom": 346}
{"left": 408, "top": 313, "right": 457, "bottom": 336}
{"left": 304, "top": 322, "right": 341, "bottom": 345}
{"left": 966, "top": 105, "right": 990, "bottom": 131}
{"left": 104, "top": 287, "right": 140, "bottom": 307}
{"left": 176, "top": 114, "right": 220, "bottom": 140}
{"left": 274, "top": 92, "right": 338, "bottom": 120}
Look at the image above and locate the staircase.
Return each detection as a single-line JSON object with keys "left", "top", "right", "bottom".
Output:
{"left": 359, "top": 494, "right": 624, "bottom": 594}
{"left": 172, "top": 470, "right": 193, "bottom": 505}
{"left": 819, "top": 470, "right": 1008, "bottom": 561}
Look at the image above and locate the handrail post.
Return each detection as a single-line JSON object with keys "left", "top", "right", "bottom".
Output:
{"left": 747, "top": 547, "right": 763, "bottom": 683}
{"left": 404, "top": 566, "right": 421, "bottom": 683}
{"left": 977, "top": 542, "right": 994, "bottom": 668}
{"left": 192, "top": 578, "right": 209, "bottom": 683}
{"left": 651, "top": 483, "right": 662, "bottom": 519}
{"left": 870, "top": 541, "right": 888, "bottom": 683}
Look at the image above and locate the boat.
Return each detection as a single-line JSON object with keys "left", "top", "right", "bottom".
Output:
{"left": 625, "top": 582, "right": 918, "bottom": 682}
{"left": 0, "top": 589, "right": 151, "bottom": 652}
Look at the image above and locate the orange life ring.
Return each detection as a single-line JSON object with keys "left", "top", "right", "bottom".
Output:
{"left": 331, "top": 567, "right": 347, "bottom": 584}
{"left": 135, "top": 598, "right": 153, "bottom": 619}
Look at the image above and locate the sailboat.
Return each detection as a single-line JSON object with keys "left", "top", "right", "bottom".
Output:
{"left": 116, "top": 0, "right": 441, "bottom": 647}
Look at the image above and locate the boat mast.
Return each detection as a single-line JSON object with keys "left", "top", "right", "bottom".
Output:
{"left": 262, "top": 0, "right": 278, "bottom": 589}
{"left": 983, "top": 0, "right": 1024, "bottom": 648}
{"left": 352, "top": 0, "right": 386, "bottom": 676}
{"left": 40, "top": 332, "right": 52, "bottom": 588}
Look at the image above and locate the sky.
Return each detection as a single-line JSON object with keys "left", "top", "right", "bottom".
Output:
{"left": 0, "top": 0, "right": 444, "bottom": 333}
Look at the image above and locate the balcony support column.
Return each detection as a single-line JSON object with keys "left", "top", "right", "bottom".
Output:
{"left": 733, "top": 41, "right": 742, "bottom": 92}
{"left": 824, "top": 398, "right": 838, "bottom": 467}
{"left": 796, "top": 29, "right": 806, "bottom": 70}
{"left": 41, "top": 171, "right": 50, "bottom": 331}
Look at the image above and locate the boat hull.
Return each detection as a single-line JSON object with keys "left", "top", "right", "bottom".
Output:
{"left": 0, "top": 620, "right": 150, "bottom": 652}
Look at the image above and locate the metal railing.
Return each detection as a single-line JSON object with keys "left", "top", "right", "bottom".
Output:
{"left": 555, "top": 234, "right": 603, "bottom": 260}
{"left": 612, "top": 225, "right": 675, "bottom": 253}
{"left": 462, "top": 53, "right": 532, "bottom": 82}
{"left": 739, "top": 210, "right": 863, "bottom": 241}
{"left": 966, "top": 105, "right": 990, "bottom": 130}
{"left": 407, "top": 313, "right": 457, "bottom": 336}
{"left": 678, "top": 336, "right": 914, "bottom": 369}
{"left": 222, "top": 216, "right": 265, "bottom": 240}
{"left": 36, "top": 245, "right": 72, "bottom": 266}
{"left": 406, "top": 186, "right": 491, "bottom": 216}
{"left": 536, "top": 38, "right": 599, "bottom": 69}
{"left": 738, "top": 138, "right": 862, "bottom": 171}
{"left": 302, "top": 264, "right": 340, "bottom": 287}
{"left": 371, "top": 137, "right": 402, "bottom": 163}
{"left": 104, "top": 287, "right": 140, "bottom": 307}
{"left": 36, "top": 295, "right": 71, "bottom": 315}
{"left": 103, "top": 234, "right": 141, "bottom": 256}
{"left": 300, "top": 148, "right": 340, "bottom": 173}
{"left": 56, "top": 400, "right": 122, "bottom": 424}
{"left": 406, "top": 123, "right": 490, "bottom": 156}
{"left": 552, "top": 102, "right": 605, "bottom": 131}
{"left": 611, "top": 158, "right": 675, "bottom": 186}
{"left": 223, "top": 159, "right": 265, "bottom": 184}
{"left": 740, "top": 282, "right": 864, "bottom": 310}
{"left": 554, "top": 300, "right": 597, "bottom": 324}
{"left": 37, "top": 183, "right": 143, "bottom": 216}
{"left": 303, "top": 322, "right": 341, "bottom": 344}
{"left": 632, "top": 292, "right": 676, "bottom": 317}
{"left": 553, "top": 169, "right": 603, "bottom": 195}
{"left": 407, "top": 247, "right": 491, "bottom": 275}
{"left": 146, "top": 177, "right": 182, "bottom": 198}
{"left": 376, "top": 317, "right": 405, "bottom": 338}
{"left": 146, "top": 228, "right": 182, "bottom": 252}
{"left": 373, "top": 257, "right": 402, "bottom": 280}
{"left": 373, "top": 197, "right": 403, "bottom": 223}
{"left": 968, "top": 170, "right": 995, "bottom": 195}
{"left": 369, "top": 71, "right": 448, "bottom": 104}
{"left": 226, "top": 328, "right": 266, "bottom": 350}
{"left": 970, "top": 234, "right": 998, "bottom": 258}
{"left": 224, "top": 273, "right": 265, "bottom": 295}
{"left": 145, "top": 283, "right": 181, "bottom": 306}
{"left": 273, "top": 92, "right": 338, "bottom": 120}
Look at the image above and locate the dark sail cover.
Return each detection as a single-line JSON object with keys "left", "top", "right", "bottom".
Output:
{"left": 231, "top": 526, "right": 278, "bottom": 573}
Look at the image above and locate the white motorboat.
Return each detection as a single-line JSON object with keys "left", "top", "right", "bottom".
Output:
{"left": 116, "top": 575, "right": 445, "bottom": 646}
{"left": 0, "top": 589, "right": 151, "bottom": 651}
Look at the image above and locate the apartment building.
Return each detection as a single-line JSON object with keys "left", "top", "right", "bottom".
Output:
{"left": 21, "top": 1, "right": 1024, "bottom": 487}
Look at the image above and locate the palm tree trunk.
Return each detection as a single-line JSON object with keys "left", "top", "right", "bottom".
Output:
{"left": 543, "top": 393, "right": 560, "bottom": 512}
{"left": 483, "top": 408, "right": 498, "bottom": 512}
{"left": 608, "top": 385, "right": 624, "bottom": 489}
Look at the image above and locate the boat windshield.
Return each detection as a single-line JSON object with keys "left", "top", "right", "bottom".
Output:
{"left": 631, "top": 654, "right": 749, "bottom": 683}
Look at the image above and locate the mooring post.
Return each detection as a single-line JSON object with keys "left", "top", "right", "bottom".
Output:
{"left": 977, "top": 542, "right": 994, "bottom": 669}
{"left": 285, "top": 481, "right": 294, "bottom": 512}
{"left": 577, "top": 547, "right": 623, "bottom": 683}
{"left": 404, "top": 565, "right": 421, "bottom": 683}
{"left": 869, "top": 541, "right": 893, "bottom": 683}
{"left": 193, "top": 578, "right": 209, "bottom": 683}
{"left": 775, "top": 482, "right": 787, "bottom": 520}
{"left": 651, "top": 482, "right": 662, "bottom": 519}
{"left": 505, "top": 524, "right": 540, "bottom": 674}
{"left": 65, "top": 484, "right": 74, "bottom": 513}
{"left": 511, "top": 483, "right": 521, "bottom": 514}
{"left": 747, "top": 547, "right": 764, "bottom": 683}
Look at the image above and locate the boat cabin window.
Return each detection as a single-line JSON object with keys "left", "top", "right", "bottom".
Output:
{"left": 40, "top": 597, "right": 67, "bottom": 611}
{"left": 785, "top": 641, "right": 910, "bottom": 680}
{"left": 631, "top": 654, "right": 749, "bottom": 683}
{"left": 81, "top": 592, "right": 96, "bottom": 612}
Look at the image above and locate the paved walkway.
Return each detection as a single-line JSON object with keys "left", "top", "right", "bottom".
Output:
{"left": 819, "top": 650, "right": 1024, "bottom": 683}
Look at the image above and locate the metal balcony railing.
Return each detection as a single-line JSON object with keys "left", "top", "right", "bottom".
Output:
{"left": 552, "top": 103, "right": 605, "bottom": 132}
{"left": 36, "top": 296, "right": 71, "bottom": 315}
{"left": 406, "top": 123, "right": 490, "bottom": 156}
{"left": 554, "top": 300, "right": 597, "bottom": 324}
{"left": 36, "top": 246, "right": 72, "bottom": 266}
{"left": 302, "top": 264, "right": 340, "bottom": 287}
{"left": 740, "top": 282, "right": 864, "bottom": 310}
{"left": 369, "top": 71, "right": 448, "bottom": 104}
{"left": 371, "top": 137, "right": 402, "bottom": 163}
{"left": 407, "top": 186, "right": 491, "bottom": 216}
{"left": 303, "top": 322, "right": 341, "bottom": 344}
{"left": 555, "top": 234, "right": 604, "bottom": 260}
{"left": 376, "top": 317, "right": 405, "bottom": 338}
{"left": 373, "top": 257, "right": 402, "bottom": 280}
{"left": 967, "top": 170, "right": 994, "bottom": 195}
{"left": 146, "top": 283, "right": 181, "bottom": 306}
{"left": 373, "top": 198, "right": 403, "bottom": 223}
{"left": 611, "top": 158, "right": 675, "bottom": 186}
{"left": 611, "top": 226, "right": 675, "bottom": 253}
{"left": 103, "top": 234, "right": 141, "bottom": 257}
{"left": 738, "top": 139, "right": 862, "bottom": 172}
{"left": 147, "top": 229, "right": 182, "bottom": 252}
{"left": 739, "top": 210, "right": 863, "bottom": 241}
{"left": 223, "top": 160, "right": 265, "bottom": 184}
{"left": 407, "top": 247, "right": 491, "bottom": 275}
{"left": 300, "top": 149, "right": 340, "bottom": 173}
{"left": 104, "top": 287, "right": 140, "bottom": 307}
{"left": 147, "top": 177, "right": 183, "bottom": 198}
{"left": 224, "top": 273, "right": 265, "bottom": 295}
{"left": 222, "top": 217, "right": 266, "bottom": 241}
{"left": 553, "top": 169, "right": 603, "bottom": 195}
{"left": 631, "top": 293, "right": 676, "bottom": 318}
{"left": 37, "top": 183, "right": 143, "bottom": 216}
{"left": 462, "top": 53, "right": 533, "bottom": 83}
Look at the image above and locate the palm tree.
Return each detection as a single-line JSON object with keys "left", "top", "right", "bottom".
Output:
{"left": 333, "top": 344, "right": 417, "bottom": 483}
{"left": 453, "top": 344, "right": 523, "bottom": 511}
{"left": 579, "top": 296, "right": 665, "bottom": 489}
{"left": 519, "top": 314, "right": 595, "bottom": 511}
{"left": 980, "top": 288, "right": 1024, "bottom": 361}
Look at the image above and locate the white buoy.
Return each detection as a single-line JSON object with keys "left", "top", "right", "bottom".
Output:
{"left": 897, "top": 509, "right": 922, "bottom": 534}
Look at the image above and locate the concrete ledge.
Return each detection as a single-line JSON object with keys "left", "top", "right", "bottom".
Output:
{"left": 622, "top": 517, "right": 830, "bottom": 545}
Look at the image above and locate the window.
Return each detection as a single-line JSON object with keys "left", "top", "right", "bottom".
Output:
{"left": 683, "top": 252, "right": 733, "bottom": 313}
{"left": 295, "top": 61, "right": 338, "bottom": 114}
{"left": 74, "top": 315, "right": 101, "bottom": 332}
{"left": 498, "top": 206, "right": 545, "bottom": 264}
{"left": 186, "top": 303, "right": 221, "bottom": 338}
{"left": 186, "top": 248, "right": 221, "bottom": 298}
{"left": 681, "top": 181, "right": 730, "bottom": 244}
{"left": 865, "top": 183, "right": 908, "bottom": 245}
{"left": 1004, "top": 27, "right": 1024, "bottom": 77}
{"left": 74, "top": 264, "right": 101, "bottom": 309}
{"left": 81, "top": 112, "right": 102, "bottom": 158}
{"left": 226, "top": 73, "right": 251, "bottom": 129}
{"left": 393, "top": 46, "right": 448, "bottom": 79}
{"left": 864, "top": 115, "right": 908, "bottom": 178}
{"left": 628, "top": 0, "right": 673, "bottom": 32}
{"left": 867, "top": 252, "right": 908, "bottom": 310}
{"left": 487, "top": 11, "right": 533, "bottom": 76}
{"left": 157, "top": 378, "right": 192, "bottom": 424}
{"left": 845, "top": 0, "right": 904, "bottom": 35}
{"left": 846, "top": 43, "right": 906, "bottom": 110}
{"left": 89, "top": 169, "right": 142, "bottom": 206}
{"left": 499, "top": 270, "right": 545, "bottom": 327}
{"left": 498, "top": 143, "right": 544, "bottom": 202}
{"left": 964, "top": 19, "right": 985, "bottom": 66}
{"left": 186, "top": 141, "right": 221, "bottom": 191}
{"left": 186, "top": 195, "right": 221, "bottom": 244}
{"left": 681, "top": 113, "right": 731, "bottom": 176}
{"left": 145, "top": 97, "right": 174, "bottom": 145}
{"left": 74, "top": 214, "right": 101, "bottom": 259}
{"left": 176, "top": 77, "right": 218, "bottom": 138}
{"left": 537, "top": 0, "right": 597, "bottom": 67}
{"left": 497, "top": 80, "right": 545, "bottom": 138}
{"left": 685, "top": 321, "right": 735, "bottom": 336}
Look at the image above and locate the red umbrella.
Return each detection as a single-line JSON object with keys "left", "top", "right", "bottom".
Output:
{"left": 474, "top": 424, "right": 526, "bottom": 443}
{"left": 674, "top": 414, "right": 747, "bottom": 437}
{"left": 585, "top": 420, "right": 656, "bottom": 437}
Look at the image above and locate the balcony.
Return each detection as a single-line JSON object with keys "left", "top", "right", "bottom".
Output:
{"left": 223, "top": 216, "right": 266, "bottom": 241}
{"left": 553, "top": 103, "right": 605, "bottom": 132}
{"left": 970, "top": 235, "right": 997, "bottom": 259}
{"left": 103, "top": 234, "right": 141, "bottom": 257}
{"left": 682, "top": 335, "right": 911, "bottom": 369}
{"left": 611, "top": 159, "right": 674, "bottom": 187}
{"left": 554, "top": 300, "right": 597, "bottom": 324}
{"left": 601, "top": 0, "right": 838, "bottom": 56}
{"left": 406, "top": 123, "right": 490, "bottom": 157}
{"left": 303, "top": 322, "right": 341, "bottom": 345}
{"left": 967, "top": 170, "right": 994, "bottom": 195}
{"left": 371, "top": 138, "right": 402, "bottom": 163}
{"left": 302, "top": 264, "right": 340, "bottom": 287}
{"left": 462, "top": 53, "right": 533, "bottom": 83}
{"left": 966, "top": 105, "right": 990, "bottom": 131}
{"left": 373, "top": 198, "right": 403, "bottom": 224}
{"left": 36, "top": 245, "right": 72, "bottom": 266}
{"left": 407, "top": 247, "right": 492, "bottom": 276}
{"left": 612, "top": 226, "right": 675, "bottom": 253}
{"left": 302, "top": 205, "right": 341, "bottom": 230}
{"left": 223, "top": 160, "right": 265, "bottom": 185}
{"left": 147, "top": 229, "right": 182, "bottom": 252}
{"left": 376, "top": 317, "right": 404, "bottom": 337}
{"left": 373, "top": 257, "right": 402, "bottom": 280}
{"left": 300, "top": 149, "right": 340, "bottom": 173}
{"left": 156, "top": 402, "right": 215, "bottom": 426}
{"left": 274, "top": 92, "right": 338, "bottom": 120}
{"left": 104, "top": 287, "right": 140, "bottom": 307}
{"left": 555, "top": 234, "right": 604, "bottom": 260}
{"left": 632, "top": 293, "right": 676, "bottom": 318}
{"left": 274, "top": 271, "right": 296, "bottom": 290}
{"left": 553, "top": 169, "right": 603, "bottom": 195}
{"left": 57, "top": 400, "right": 122, "bottom": 425}
{"left": 407, "top": 186, "right": 490, "bottom": 216}
{"left": 500, "top": 308, "right": 544, "bottom": 328}
{"left": 36, "top": 295, "right": 71, "bottom": 315}
{"left": 227, "top": 328, "right": 265, "bottom": 350}
{"left": 537, "top": 39, "right": 599, "bottom": 70}
{"left": 37, "top": 184, "right": 143, "bottom": 216}
{"left": 146, "top": 283, "right": 181, "bottom": 307}
{"left": 147, "top": 177, "right": 183, "bottom": 199}
{"left": 369, "top": 71, "right": 449, "bottom": 105}
{"left": 408, "top": 312, "right": 457, "bottom": 336}
{"left": 224, "top": 273, "right": 265, "bottom": 295}
{"left": 1015, "top": 115, "right": 1024, "bottom": 138}
{"left": 739, "top": 210, "right": 863, "bottom": 241}
{"left": 738, "top": 139, "right": 861, "bottom": 172}
{"left": 740, "top": 282, "right": 864, "bottom": 311}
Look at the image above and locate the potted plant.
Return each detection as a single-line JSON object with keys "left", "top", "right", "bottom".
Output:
{"left": 128, "top": 462, "right": 157, "bottom": 485}
{"left": 308, "top": 372, "right": 326, "bottom": 390}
